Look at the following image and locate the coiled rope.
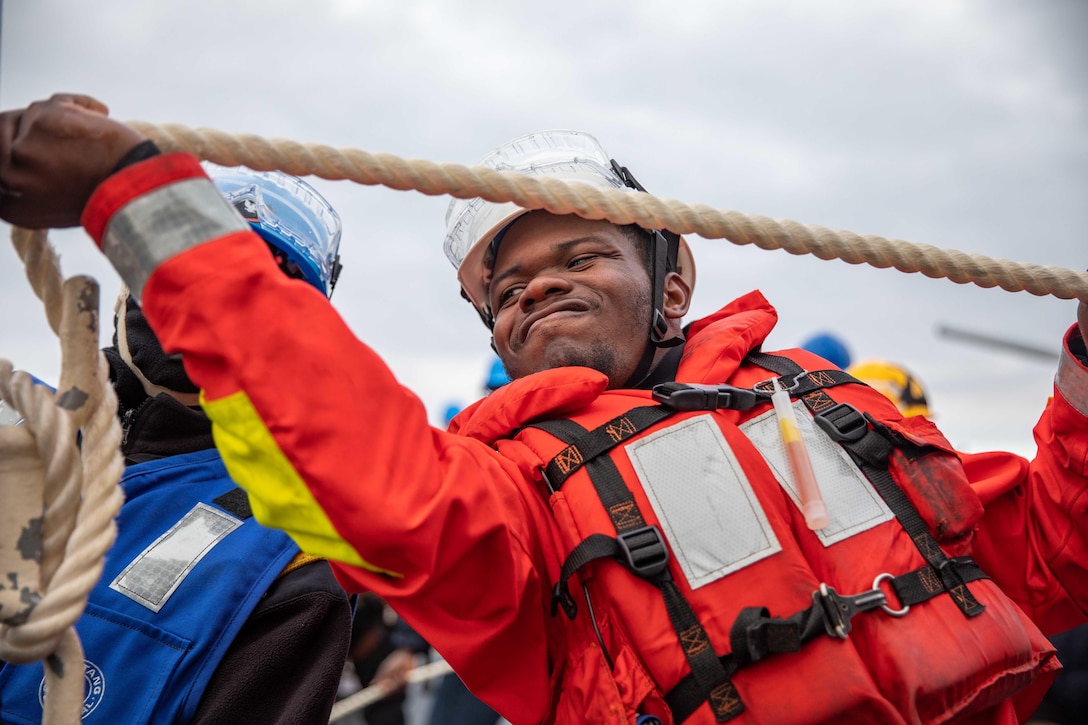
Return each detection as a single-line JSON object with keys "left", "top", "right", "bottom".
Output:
{"left": 0, "top": 227, "right": 125, "bottom": 723}
{"left": 128, "top": 121, "right": 1088, "bottom": 303}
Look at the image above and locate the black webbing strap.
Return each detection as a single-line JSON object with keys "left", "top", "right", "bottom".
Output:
{"left": 549, "top": 531, "right": 669, "bottom": 618}
{"left": 891, "top": 557, "right": 987, "bottom": 609}
{"left": 664, "top": 558, "right": 988, "bottom": 722}
{"left": 530, "top": 416, "right": 744, "bottom": 722}
{"left": 830, "top": 414, "right": 985, "bottom": 618}
{"left": 535, "top": 405, "right": 675, "bottom": 490}
{"left": 748, "top": 351, "right": 985, "bottom": 617}
{"left": 745, "top": 351, "right": 986, "bottom": 619}
{"left": 585, "top": 453, "right": 743, "bottom": 721}
{"left": 754, "top": 368, "right": 858, "bottom": 397}
{"left": 745, "top": 350, "right": 859, "bottom": 398}
{"left": 744, "top": 350, "right": 804, "bottom": 376}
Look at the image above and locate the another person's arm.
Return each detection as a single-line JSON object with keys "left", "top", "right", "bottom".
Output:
{"left": 192, "top": 561, "right": 352, "bottom": 724}
{"left": 968, "top": 316, "right": 1088, "bottom": 634}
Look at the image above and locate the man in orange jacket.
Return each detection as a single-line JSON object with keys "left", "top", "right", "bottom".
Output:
{"left": 2, "top": 94, "right": 1088, "bottom": 725}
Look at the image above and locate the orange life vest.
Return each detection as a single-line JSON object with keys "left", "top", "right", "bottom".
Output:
{"left": 478, "top": 323, "right": 1058, "bottom": 724}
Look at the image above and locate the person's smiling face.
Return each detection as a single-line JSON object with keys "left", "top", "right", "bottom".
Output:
{"left": 488, "top": 211, "right": 654, "bottom": 387}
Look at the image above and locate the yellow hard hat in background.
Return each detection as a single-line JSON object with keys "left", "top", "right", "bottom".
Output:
{"left": 847, "top": 359, "right": 931, "bottom": 418}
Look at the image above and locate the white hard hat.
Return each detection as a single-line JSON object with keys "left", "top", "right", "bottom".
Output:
{"left": 443, "top": 130, "right": 694, "bottom": 319}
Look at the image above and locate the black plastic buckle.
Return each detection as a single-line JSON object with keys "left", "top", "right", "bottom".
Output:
{"left": 617, "top": 526, "right": 670, "bottom": 581}
{"left": 813, "top": 583, "right": 887, "bottom": 639}
{"left": 650, "top": 309, "right": 671, "bottom": 345}
{"left": 610, "top": 159, "right": 647, "bottom": 192}
{"left": 731, "top": 607, "right": 802, "bottom": 665}
{"left": 652, "top": 382, "right": 767, "bottom": 412}
{"left": 551, "top": 581, "right": 578, "bottom": 620}
{"left": 814, "top": 403, "right": 868, "bottom": 443}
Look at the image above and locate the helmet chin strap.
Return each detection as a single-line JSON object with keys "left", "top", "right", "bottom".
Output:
{"left": 621, "top": 229, "right": 685, "bottom": 389}
{"left": 606, "top": 159, "right": 686, "bottom": 388}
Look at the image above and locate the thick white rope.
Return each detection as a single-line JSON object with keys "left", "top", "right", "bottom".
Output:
{"left": 0, "top": 228, "right": 125, "bottom": 724}
{"left": 128, "top": 121, "right": 1088, "bottom": 303}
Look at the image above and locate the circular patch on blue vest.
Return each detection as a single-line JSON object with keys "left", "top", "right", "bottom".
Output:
{"left": 37, "top": 659, "right": 106, "bottom": 719}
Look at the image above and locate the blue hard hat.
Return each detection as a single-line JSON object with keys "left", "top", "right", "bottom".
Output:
{"left": 485, "top": 356, "right": 511, "bottom": 391}
{"left": 442, "top": 403, "right": 463, "bottom": 426}
{"left": 800, "top": 332, "right": 852, "bottom": 370}
{"left": 205, "top": 163, "right": 343, "bottom": 298}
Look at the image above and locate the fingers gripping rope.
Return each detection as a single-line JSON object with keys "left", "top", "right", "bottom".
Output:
{"left": 0, "top": 228, "right": 124, "bottom": 724}
{"left": 128, "top": 121, "right": 1088, "bottom": 303}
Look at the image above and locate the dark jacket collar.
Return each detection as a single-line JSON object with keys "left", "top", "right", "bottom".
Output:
{"left": 105, "top": 347, "right": 214, "bottom": 466}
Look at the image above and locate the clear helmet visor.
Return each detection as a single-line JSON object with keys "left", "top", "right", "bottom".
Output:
{"left": 443, "top": 130, "right": 637, "bottom": 310}
{"left": 204, "top": 163, "right": 342, "bottom": 297}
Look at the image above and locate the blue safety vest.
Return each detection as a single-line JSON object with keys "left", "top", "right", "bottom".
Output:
{"left": 0, "top": 448, "right": 299, "bottom": 723}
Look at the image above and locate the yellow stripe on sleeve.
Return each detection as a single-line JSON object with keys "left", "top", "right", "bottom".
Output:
{"left": 201, "top": 390, "right": 401, "bottom": 577}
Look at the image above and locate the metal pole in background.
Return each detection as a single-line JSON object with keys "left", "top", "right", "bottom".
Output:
{"left": 936, "top": 324, "right": 1059, "bottom": 363}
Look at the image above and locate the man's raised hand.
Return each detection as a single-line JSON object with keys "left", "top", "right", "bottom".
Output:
{"left": 0, "top": 93, "right": 147, "bottom": 229}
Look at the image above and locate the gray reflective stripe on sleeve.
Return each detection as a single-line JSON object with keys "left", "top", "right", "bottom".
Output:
{"left": 1056, "top": 344, "right": 1088, "bottom": 418}
{"left": 626, "top": 414, "right": 781, "bottom": 590}
{"left": 101, "top": 178, "right": 250, "bottom": 301}
{"left": 109, "top": 502, "right": 242, "bottom": 612}
{"left": 741, "top": 402, "right": 893, "bottom": 547}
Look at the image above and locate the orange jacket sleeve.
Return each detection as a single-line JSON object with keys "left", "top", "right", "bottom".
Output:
{"left": 83, "top": 154, "right": 556, "bottom": 722}
{"left": 968, "top": 325, "right": 1088, "bottom": 635}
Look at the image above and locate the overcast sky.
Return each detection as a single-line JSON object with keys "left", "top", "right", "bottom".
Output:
{"left": 2, "top": 0, "right": 1085, "bottom": 455}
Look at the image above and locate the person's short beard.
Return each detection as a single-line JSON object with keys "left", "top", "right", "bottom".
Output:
{"left": 506, "top": 282, "right": 653, "bottom": 385}
{"left": 538, "top": 341, "right": 621, "bottom": 379}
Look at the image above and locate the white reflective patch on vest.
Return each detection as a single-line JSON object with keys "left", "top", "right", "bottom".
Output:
{"left": 626, "top": 415, "right": 781, "bottom": 590}
{"left": 740, "top": 402, "right": 893, "bottom": 546}
{"left": 110, "top": 503, "right": 241, "bottom": 612}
